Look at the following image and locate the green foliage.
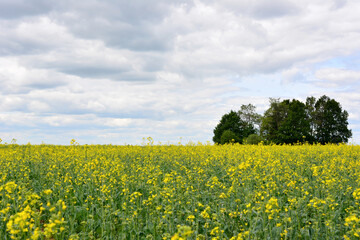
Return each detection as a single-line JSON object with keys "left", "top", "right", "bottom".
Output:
{"left": 2, "top": 144, "right": 360, "bottom": 239}
{"left": 261, "top": 95, "right": 352, "bottom": 144}
{"left": 220, "top": 130, "right": 240, "bottom": 144}
{"left": 213, "top": 110, "right": 255, "bottom": 144}
{"left": 311, "top": 95, "right": 352, "bottom": 144}
{"left": 244, "top": 134, "right": 263, "bottom": 145}
{"left": 238, "top": 104, "right": 262, "bottom": 132}
{"left": 260, "top": 98, "right": 289, "bottom": 143}
{"left": 214, "top": 96, "right": 351, "bottom": 145}
{"left": 277, "top": 99, "right": 311, "bottom": 144}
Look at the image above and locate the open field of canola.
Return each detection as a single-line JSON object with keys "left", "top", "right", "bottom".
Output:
{"left": 1, "top": 143, "right": 360, "bottom": 239}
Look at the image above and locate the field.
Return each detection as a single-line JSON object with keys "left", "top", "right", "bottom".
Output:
{"left": 1, "top": 142, "right": 360, "bottom": 239}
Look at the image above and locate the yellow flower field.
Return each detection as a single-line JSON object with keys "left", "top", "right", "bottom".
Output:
{"left": 1, "top": 142, "right": 360, "bottom": 239}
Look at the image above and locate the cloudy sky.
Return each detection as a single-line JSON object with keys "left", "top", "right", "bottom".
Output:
{"left": 1, "top": 0, "right": 360, "bottom": 144}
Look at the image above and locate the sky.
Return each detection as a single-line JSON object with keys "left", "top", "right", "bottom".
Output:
{"left": 0, "top": 0, "right": 360, "bottom": 145}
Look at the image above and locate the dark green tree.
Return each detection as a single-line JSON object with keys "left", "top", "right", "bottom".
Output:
{"left": 261, "top": 99, "right": 312, "bottom": 144}
{"left": 277, "top": 99, "right": 312, "bottom": 144}
{"left": 260, "top": 98, "right": 289, "bottom": 143}
{"left": 305, "top": 96, "right": 317, "bottom": 142}
{"left": 220, "top": 130, "right": 241, "bottom": 144}
{"left": 261, "top": 95, "right": 352, "bottom": 144}
{"left": 213, "top": 110, "right": 255, "bottom": 144}
{"left": 312, "top": 95, "right": 352, "bottom": 144}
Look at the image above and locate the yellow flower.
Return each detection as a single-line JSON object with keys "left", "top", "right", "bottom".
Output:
{"left": 219, "top": 192, "right": 227, "bottom": 199}
{"left": 172, "top": 225, "right": 193, "bottom": 240}
{"left": 353, "top": 189, "right": 360, "bottom": 200}
{"left": 186, "top": 215, "right": 195, "bottom": 222}
{"left": 210, "top": 227, "right": 220, "bottom": 236}
{"left": 43, "top": 189, "right": 53, "bottom": 195}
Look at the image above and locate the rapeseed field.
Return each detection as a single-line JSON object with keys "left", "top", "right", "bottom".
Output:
{"left": 1, "top": 142, "right": 360, "bottom": 239}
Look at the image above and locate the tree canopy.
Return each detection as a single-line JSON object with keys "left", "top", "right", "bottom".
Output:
{"left": 213, "top": 96, "right": 352, "bottom": 144}
{"left": 238, "top": 104, "right": 262, "bottom": 132}
{"left": 213, "top": 110, "right": 256, "bottom": 144}
{"left": 261, "top": 99, "right": 312, "bottom": 144}
{"left": 309, "top": 95, "right": 352, "bottom": 144}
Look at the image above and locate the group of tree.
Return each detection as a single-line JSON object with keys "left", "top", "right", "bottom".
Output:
{"left": 213, "top": 95, "right": 352, "bottom": 144}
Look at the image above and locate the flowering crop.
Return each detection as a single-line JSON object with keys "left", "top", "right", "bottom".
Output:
{"left": 1, "top": 142, "right": 360, "bottom": 239}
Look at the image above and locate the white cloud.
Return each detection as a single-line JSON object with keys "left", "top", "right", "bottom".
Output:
{"left": 315, "top": 68, "right": 360, "bottom": 88}
{"left": 1, "top": 0, "right": 360, "bottom": 144}
{"left": 0, "top": 58, "right": 67, "bottom": 94}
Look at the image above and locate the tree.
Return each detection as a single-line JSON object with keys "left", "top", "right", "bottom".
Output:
{"left": 260, "top": 95, "right": 352, "bottom": 144}
{"left": 213, "top": 110, "right": 255, "bottom": 144}
{"left": 276, "top": 99, "right": 311, "bottom": 144}
{"left": 260, "top": 98, "right": 289, "bottom": 143}
{"left": 220, "top": 130, "right": 240, "bottom": 144}
{"left": 261, "top": 99, "right": 313, "bottom": 144}
{"left": 244, "top": 134, "right": 263, "bottom": 145}
{"left": 238, "top": 104, "right": 262, "bottom": 133}
{"left": 305, "top": 96, "right": 317, "bottom": 143}
{"left": 312, "top": 95, "right": 352, "bottom": 144}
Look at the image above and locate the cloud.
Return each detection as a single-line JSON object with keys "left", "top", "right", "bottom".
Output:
{"left": 281, "top": 67, "right": 307, "bottom": 84}
{"left": 315, "top": 68, "right": 360, "bottom": 87}
{"left": 1, "top": 16, "right": 161, "bottom": 81}
{"left": 51, "top": 0, "right": 192, "bottom": 52}
{"left": 331, "top": 0, "right": 347, "bottom": 10}
{"left": 0, "top": 17, "right": 70, "bottom": 55}
{"left": 0, "top": 0, "right": 55, "bottom": 19}
{"left": 1, "top": 0, "right": 360, "bottom": 144}
{"left": 0, "top": 58, "right": 67, "bottom": 94}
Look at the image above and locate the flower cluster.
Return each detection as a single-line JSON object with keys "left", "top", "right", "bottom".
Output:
{"left": 1, "top": 142, "right": 360, "bottom": 239}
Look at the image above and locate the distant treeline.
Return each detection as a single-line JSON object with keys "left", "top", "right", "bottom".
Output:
{"left": 213, "top": 95, "right": 352, "bottom": 145}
